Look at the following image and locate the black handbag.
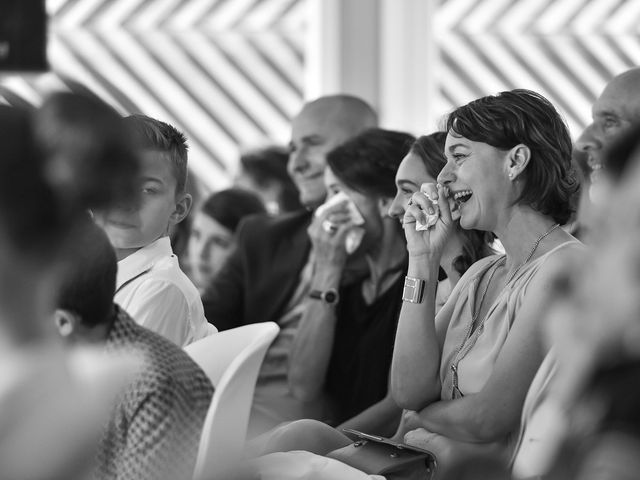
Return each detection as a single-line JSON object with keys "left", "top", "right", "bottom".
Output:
{"left": 326, "top": 429, "right": 437, "bottom": 480}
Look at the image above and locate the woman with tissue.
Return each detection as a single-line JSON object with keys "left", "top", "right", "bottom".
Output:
{"left": 390, "top": 89, "right": 582, "bottom": 472}
{"left": 286, "top": 128, "right": 415, "bottom": 435}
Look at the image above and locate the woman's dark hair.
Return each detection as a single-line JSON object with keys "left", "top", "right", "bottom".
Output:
{"left": 452, "top": 229, "right": 496, "bottom": 276}
{"left": 326, "top": 128, "right": 415, "bottom": 198}
{"left": 240, "top": 146, "right": 302, "bottom": 212}
{"left": 200, "top": 188, "right": 266, "bottom": 233}
{"left": 409, "top": 132, "right": 447, "bottom": 179}
{"left": 446, "top": 89, "right": 578, "bottom": 225}
{"left": 409, "top": 132, "right": 495, "bottom": 276}
{"left": 0, "top": 93, "right": 139, "bottom": 261}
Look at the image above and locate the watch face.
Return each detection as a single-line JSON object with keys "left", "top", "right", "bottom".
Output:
{"left": 324, "top": 290, "right": 338, "bottom": 304}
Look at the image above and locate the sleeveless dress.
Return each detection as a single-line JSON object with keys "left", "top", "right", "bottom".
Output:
{"left": 437, "top": 241, "right": 582, "bottom": 400}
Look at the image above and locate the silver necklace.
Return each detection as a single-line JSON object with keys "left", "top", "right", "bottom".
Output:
{"left": 449, "top": 222, "right": 560, "bottom": 397}
{"left": 505, "top": 223, "right": 560, "bottom": 285}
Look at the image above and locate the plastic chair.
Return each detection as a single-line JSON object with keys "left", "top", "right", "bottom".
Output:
{"left": 185, "top": 322, "right": 279, "bottom": 480}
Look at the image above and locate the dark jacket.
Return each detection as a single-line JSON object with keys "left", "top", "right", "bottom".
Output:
{"left": 202, "top": 209, "right": 312, "bottom": 331}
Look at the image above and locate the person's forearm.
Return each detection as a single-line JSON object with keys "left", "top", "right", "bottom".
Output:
{"left": 288, "top": 266, "right": 342, "bottom": 401}
{"left": 390, "top": 255, "right": 442, "bottom": 411}
{"left": 337, "top": 394, "right": 403, "bottom": 437}
{"left": 414, "top": 395, "right": 516, "bottom": 443}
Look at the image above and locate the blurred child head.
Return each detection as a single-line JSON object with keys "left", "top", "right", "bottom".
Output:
{"left": 55, "top": 218, "right": 118, "bottom": 344}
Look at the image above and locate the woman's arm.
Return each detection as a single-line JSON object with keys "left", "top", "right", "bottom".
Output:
{"left": 338, "top": 391, "right": 403, "bottom": 437}
{"left": 390, "top": 257, "right": 443, "bottom": 410}
{"left": 288, "top": 264, "right": 343, "bottom": 401}
{"left": 288, "top": 204, "right": 351, "bottom": 401}
{"left": 390, "top": 184, "right": 456, "bottom": 410}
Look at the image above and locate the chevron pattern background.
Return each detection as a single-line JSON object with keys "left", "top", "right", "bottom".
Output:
{"left": 1, "top": 0, "right": 640, "bottom": 188}
{"left": 433, "top": 0, "right": 640, "bottom": 138}
{"left": 0, "top": 0, "right": 307, "bottom": 190}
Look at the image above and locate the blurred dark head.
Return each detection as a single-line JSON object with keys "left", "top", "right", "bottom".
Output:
{"left": 57, "top": 218, "right": 117, "bottom": 328}
{"left": 199, "top": 188, "right": 267, "bottom": 233}
{"left": 0, "top": 93, "right": 138, "bottom": 264}
{"left": 238, "top": 145, "right": 302, "bottom": 213}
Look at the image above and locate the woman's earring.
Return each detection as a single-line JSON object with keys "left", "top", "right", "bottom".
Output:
{"left": 508, "top": 173, "right": 514, "bottom": 179}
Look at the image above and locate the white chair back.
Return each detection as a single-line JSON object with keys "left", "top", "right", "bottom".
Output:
{"left": 185, "top": 322, "right": 279, "bottom": 480}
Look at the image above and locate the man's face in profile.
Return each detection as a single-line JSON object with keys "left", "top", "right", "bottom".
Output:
{"left": 287, "top": 104, "right": 355, "bottom": 210}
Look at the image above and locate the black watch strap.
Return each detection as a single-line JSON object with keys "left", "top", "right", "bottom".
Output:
{"left": 309, "top": 288, "right": 340, "bottom": 305}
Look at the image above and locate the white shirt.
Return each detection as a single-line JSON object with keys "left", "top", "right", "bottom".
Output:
{"left": 115, "top": 236, "right": 217, "bottom": 347}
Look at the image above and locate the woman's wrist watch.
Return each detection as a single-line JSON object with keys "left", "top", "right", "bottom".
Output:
{"left": 308, "top": 288, "right": 340, "bottom": 305}
{"left": 402, "top": 276, "right": 426, "bottom": 303}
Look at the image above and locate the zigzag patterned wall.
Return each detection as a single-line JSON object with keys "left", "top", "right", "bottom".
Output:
{"left": 2, "top": 0, "right": 639, "bottom": 186}
{"left": 0, "top": 0, "right": 307, "bottom": 190}
{"left": 434, "top": 0, "right": 640, "bottom": 137}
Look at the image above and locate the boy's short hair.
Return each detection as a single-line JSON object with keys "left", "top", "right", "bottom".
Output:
{"left": 124, "top": 114, "right": 189, "bottom": 195}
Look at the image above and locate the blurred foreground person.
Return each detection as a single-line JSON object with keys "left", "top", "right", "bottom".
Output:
{"left": 0, "top": 93, "right": 141, "bottom": 479}
{"left": 509, "top": 67, "right": 640, "bottom": 479}
{"left": 524, "top": 124, "right": 640, "bottom": 480}
{"left": 55, "top": 219, "right": 214, "bottom": 480}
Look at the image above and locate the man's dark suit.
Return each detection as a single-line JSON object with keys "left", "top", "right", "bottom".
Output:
{"left": 202, "top": 210, "right": 312, "bottom": 331}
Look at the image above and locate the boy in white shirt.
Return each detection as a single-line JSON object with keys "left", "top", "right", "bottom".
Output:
{"left": 94, "top": 114, "right": 216, "bottom": 346}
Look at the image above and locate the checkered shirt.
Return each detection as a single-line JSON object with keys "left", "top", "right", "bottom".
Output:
{"left": 95, "top": 307, "right": 214, "bottom": 480}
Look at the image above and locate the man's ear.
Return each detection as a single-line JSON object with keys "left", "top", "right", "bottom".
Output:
{"left": 507, "top": 144, "right": 531, "bottom": 181}
{"left": 54, "top": 309, "right": 79, "bottom": 338}
{"left": 170, "top": 193, "right": 193, "bottom": 225}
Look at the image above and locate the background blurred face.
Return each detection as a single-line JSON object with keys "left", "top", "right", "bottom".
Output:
{"left": 95, "top": 150, "right": 179, "bottom": 250}
{"left": 576, "top": 74, "right": 640, "bottom": 171}
{"left": 288, "top": 105, "right": 355, "bottom": 209}
{"left": 188, "top": 211, "right": 234, "bottom": 290}
{"left": 388, "top": 152, "right": 436, "bottom": 220}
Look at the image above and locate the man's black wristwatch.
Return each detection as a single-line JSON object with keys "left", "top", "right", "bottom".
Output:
{"left": 308, "top": 288, "right": 340, "bottom": 305}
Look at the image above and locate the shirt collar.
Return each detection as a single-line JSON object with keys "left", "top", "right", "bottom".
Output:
{"left": 116, "top": 236, "right": 173, "bottom": 290}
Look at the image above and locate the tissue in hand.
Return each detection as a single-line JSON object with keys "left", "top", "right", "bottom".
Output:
{"left": 415, "top": 185, "right": 439, "bottom": 231}
{"left": 315, "top": 191, "right": 365, "bottom": 253}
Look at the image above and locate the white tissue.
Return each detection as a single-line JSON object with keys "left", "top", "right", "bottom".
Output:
{"left": 315, "top": 191, "right": 365, "bottom": 253}
{"left": 415, "top": 184, "right": 439, "bottom": 231}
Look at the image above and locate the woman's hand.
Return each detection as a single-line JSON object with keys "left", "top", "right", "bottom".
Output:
{"left": 404, "top": 428, "right": 455, "bottom": 464}
{"left": 308, "top": 197, "right": 353, "bottom": 269}
{"left": 403, "top": 183, "right": 455, "bottom": 260}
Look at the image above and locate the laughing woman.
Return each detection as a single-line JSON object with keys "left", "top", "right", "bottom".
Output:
{"left": 391, "top": 89, "right": 582, "bottom": 471}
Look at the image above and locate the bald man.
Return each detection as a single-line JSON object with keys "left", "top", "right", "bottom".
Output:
{"left": 574, "top": 67, "right": 640, "bottom": 241}
{"left": 202, "top": 95, "right": 381, "bottom": 435}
